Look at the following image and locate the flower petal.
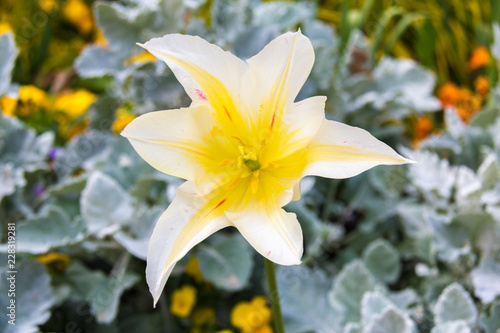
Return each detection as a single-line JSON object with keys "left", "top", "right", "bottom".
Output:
{"left": 304, "top": 120, "right": 414, "bottom": 179}
{"left": 121, "top": 106, "right": 217, "bottom": 188}
{"left": 139, "top": 34, "right": 248, "bottom": 126}
{"left": 226, "top": 205, "right": 303, "bottom": 266}
{"left": 146, "top": 182, "right": 231, "bottom": 306}
{"left": 287, "top": 95, "right": 326, "bottom": 142}
{"left": 240, "top": 30, "right": 315, "bottom": 129}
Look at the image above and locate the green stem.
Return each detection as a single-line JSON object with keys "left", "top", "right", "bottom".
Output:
{"left": 264, "top": 259, "right": 285, "bottom": 333}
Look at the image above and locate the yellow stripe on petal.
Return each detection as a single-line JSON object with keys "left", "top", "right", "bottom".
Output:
{"left": 146, "top": 182, "right": 231, "bottom": 306}
{"left": 138, "top": 35, "right": 249, "bottom": 132}
{"left": 304, "top": 120, "right": 413, "bottom": 179}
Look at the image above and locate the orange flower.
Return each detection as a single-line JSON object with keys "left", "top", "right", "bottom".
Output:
{"left": 437, "top": 83, "right": 461, "bottom": 108}
{"left": 414, "top": 115, "right": 434, "bottom": 143}
{"left": 474, "top": 76, "right": 490, "bottom": 97}
{"left": 468, "top": 46, "right": 490, "bottom": 71}
{"left": 455, "top": 94, "right": 482, "bottom": 123}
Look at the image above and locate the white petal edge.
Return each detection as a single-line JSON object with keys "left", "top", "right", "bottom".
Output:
{"left": 139, "top": 34, "right": 248, "bottom": 106}
{"left": 304, "top": 120, "right": 415, "bottom": 179}
{"left": 226, "top": 205, "right": 303, "bottom": 266}
{"left": 121, "top": 105, "right": 216, "bottom": 186}
{"left": 146, "top": 182, "right": 231, "bottom": 306}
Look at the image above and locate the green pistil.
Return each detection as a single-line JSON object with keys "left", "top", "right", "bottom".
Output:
{"left": 243, "top": 159, "right": 260, "bottom": 171}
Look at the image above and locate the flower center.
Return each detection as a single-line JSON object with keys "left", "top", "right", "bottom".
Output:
{"left": 238, "top": 146, "right": 260, "bottom": 172}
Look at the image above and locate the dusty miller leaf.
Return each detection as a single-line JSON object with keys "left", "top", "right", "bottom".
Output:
{"left": 197, "top": 233, "right": 253, "bottom": 291}
{"left": 434, "top": 283, "right": 477, "bottom": 326}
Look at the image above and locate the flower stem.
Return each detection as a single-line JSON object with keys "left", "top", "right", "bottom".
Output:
{"left": 264, "top": 258, "right": 285, "bottom": 333}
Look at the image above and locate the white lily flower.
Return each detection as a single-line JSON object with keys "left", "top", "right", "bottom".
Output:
{"left": 122, "top": 30, "right": 413, "bottom": 305}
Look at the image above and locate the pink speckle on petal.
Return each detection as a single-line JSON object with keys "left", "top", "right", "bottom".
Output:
{"left": 170, "top": 228, "right": 174, "bottom": 231}
{"left": 343, "top": 141, "right": 347, "bottom": 144}
{"left": 267, "top": 250, "right": 271, "bottom": 256}
{"left": 195, "top": 89, "right": 207, "bottom": 101}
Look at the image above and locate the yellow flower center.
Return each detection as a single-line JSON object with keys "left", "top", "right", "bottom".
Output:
{"left": 239, "top": 145, "right": 260, "bottom": 172}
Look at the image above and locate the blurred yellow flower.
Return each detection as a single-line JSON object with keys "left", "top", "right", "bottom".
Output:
{"left": 94, "top": 29, "right": 107, "bottom": 47}
{"left": 52, "top": 90, "right": 96, "bottom": 140}
{"left": 254, "top": 325, "right": 273, "bottom": 333}
{"left": 37, "top": 252, "right": 71, "bottom": 273}
{"left": 19, "top": 85, "right": 50, "bottom": 116}
{"left": 185, "top": 256, "right": 204, "bottom": 283}
{"left": 53, "top": 89, "right": 96, "bottom": 119}
{"left": 170, "top": 285, "right": 197, "bottom": 317}
{"left": 474, "top": 75, "right": 490, "bottom": 97}
{"left": 125, "top": 51, "right": 157, "bottom": 66}
{"left": 192, "top": 307, "right": 216, "bottom": 327}
{"left": 39, "top": 0, "right": 59, "bottom": 12}
{"left": 63, "top": 0, "right": 94, "bottom": 34}
{"left": 437, "top": 83, "right": 461, "bottom": 108}
{"left": 216, "top": 330, "right": 233, "bottom": 333}
{"left": 0, "top": 96, "right": 18, "bottom": 117}
{"left": 112, "top": 112, "right": 136, "bottom": 135}
{"left": 0, "top": 22, "right": 13, "bottom": 35}
{"left": 230, "top": 296, "right": 273, "bottom": 333}
{"left": 468, "top": 46, "right": 490, "bottom": 71}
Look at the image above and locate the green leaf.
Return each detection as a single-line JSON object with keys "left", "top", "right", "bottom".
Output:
{"left": 328, "top": 260, "right": 377, "bottom": 322}
{"left": 15, "top": 206, "right": 85, "bottom": 254}
{"left": 480, "top": 300, "right": 500, "bottom": 333}
{"left": 114, "top": 205, "right": 164, "bottom": 260}
{"left": 197, "top": 233, "right": 253, "bottom": 291}
{"left": 88, "top": 271, "right": 139, "bottom": 324}
{"left": 471, "top": 260, "right": 500, "bottom": 304}
{"left": 430, "top": 321, "right": 471, "bottom": 333}
{"left": 277, "top": 265, "right": 342, "bottom": 333}
{"left": 95, "top": 2, "right": 154, "bottom": 55}
{"left": 0, "top": 261, "right": 56, "bottom": 332}
{"left": 80, "top": 171, "right": 134, "bottom": 237}
{"left": 0, "top": 32, "right": 18, "bottom": 96}
{"left": 361, "top": 291, "right": 394, "bottom": 324}
{"left": 54, "top": 131, "right": 111, "bottom": 177}
{"left": 434, "top": 283, "right": 477, "bottom": 326}
{"left": 0, "top": 163, "right": 25, "bottom": 203}
{"left": 363, "top": 308, "right": 416, "bottom": 333}
{"left": 363, "top": 239, "right": 401, "bottom": 283}
{"left": 75, "top": 45, "right": 123, "bottom": 78}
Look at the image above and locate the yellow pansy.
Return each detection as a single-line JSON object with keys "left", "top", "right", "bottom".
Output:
{"left": 63, "top": 0, "right": 94, "bottom": 34}
{"left": 230, "top": 296, "right": 273, "bottom": 333}
{"left": 112, "top": 112, "right": 136, "bottom": 135}
{"left": 191, "top": 307, "right": 216, "bottom": 327}
{"left": 39, "top": 0, "right": 59, "bottom": 12}
{"left": 37, "top": 252, "right": 71, "bottom": 273}
{"left": 18, "top": 85, "right": 50, "bottom": 116}
{"left": 53, "top": 89, "right": 96, "bottom": 120}
{"left": 184, "top": 256, "right": 204, "bottom": 283}
{"left": 122, "top": 31, "right": 413, "bottom": 305}
{"left": 52, "top": 89, "right": 96, "bottom": 139}
{"left": 0, "top": 96, "right": 18, "bottom": 117}
{"left": 170, "top": 285, "right": 197, "bottom": 318}
{"left": 0, "top": 22, "right": 13, "bottom": 35}
{"left": 94, "top": 29, "right": 108, "bottom": 47}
